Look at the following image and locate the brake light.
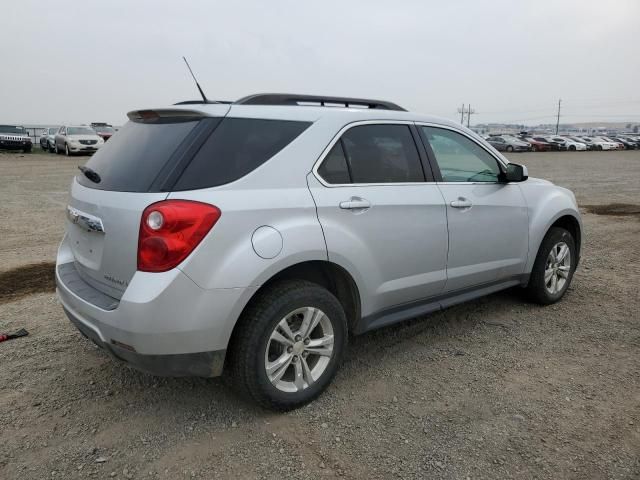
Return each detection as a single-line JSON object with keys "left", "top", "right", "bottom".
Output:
{"left": 138, "top": 200, "right": 221, "bottom": 272}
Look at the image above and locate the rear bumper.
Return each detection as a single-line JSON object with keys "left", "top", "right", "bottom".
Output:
{"left": 64, "top": 307, "right": 225, "bottom": 377}
{"left": 55, "top": 248, "right": 258, "bottom": 376}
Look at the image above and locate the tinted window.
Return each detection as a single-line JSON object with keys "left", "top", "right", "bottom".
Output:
{"left": 422, "top": 127, "right": 500, "bottom": 182}
{"left": 317, "top": 142, "right": 350, "bottom": 184}
{"left": 339, "top": 124, "right": 424, "bottom": 183}
{"left": 174, "top": 118, "right": 310, "bottom": 190}
{"left": 77, "top": 120, "right": 199, "bottom": 191}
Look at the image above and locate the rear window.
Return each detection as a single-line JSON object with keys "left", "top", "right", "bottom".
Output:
{"left": 77, "top": 120, "right": 199, "bottom": 191}
{"left": 172, "top": 118, "right": 311, "bottom": 190}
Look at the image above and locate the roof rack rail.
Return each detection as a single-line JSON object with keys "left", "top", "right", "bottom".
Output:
{"left": 173, "top": 100, "right": 232, "bottom": 105}
{"left": 234, "top": 93, "right": 406, "bottom": 111}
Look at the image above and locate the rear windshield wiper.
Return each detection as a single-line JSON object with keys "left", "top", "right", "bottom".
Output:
{"left": 78, "top": 166, "right": 101, "bottom": 184}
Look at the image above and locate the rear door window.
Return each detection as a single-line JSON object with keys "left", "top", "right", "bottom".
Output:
{"left": 173, "top": 118, "right": 311, "bottom": 190}
{"left": 77, "top": 120, "right": 200, "bottom": 192}
{"left": 339, "top": 124, "right": 424, "bottom": 183}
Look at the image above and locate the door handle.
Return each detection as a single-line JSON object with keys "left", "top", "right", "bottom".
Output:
{"left": 450, "top": 198, "right": 472, "bottom": 209}
{"left": 339, "top": 197, "right": 371, "bottom": 210}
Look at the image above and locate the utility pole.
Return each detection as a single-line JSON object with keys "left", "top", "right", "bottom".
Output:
{"left": 555, "top": 98, "right": 562, "bottom": 134}
{"left": 458, "top": 103, "right": 465, "bottom": 124}
{"left": 467, "top": 104, "right": 476, "bottom": 128}
{"left": 458, "top": 104, "right": 477, "bottom": 128}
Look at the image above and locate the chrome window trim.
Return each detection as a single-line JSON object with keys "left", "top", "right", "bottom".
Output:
{"left": 312, "top": 120, "right": 509, "bottom": 188}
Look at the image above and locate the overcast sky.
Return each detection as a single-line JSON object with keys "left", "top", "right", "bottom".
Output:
{"left": 3, "top": 0, "right": 639, "bottom": 126}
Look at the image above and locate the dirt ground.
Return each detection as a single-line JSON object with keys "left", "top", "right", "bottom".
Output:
{"left": 0, "top": 149, "right": 639, "bottom": 479}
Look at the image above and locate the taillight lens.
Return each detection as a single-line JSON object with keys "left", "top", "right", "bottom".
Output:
{"left": 138, "top": 200, "right": 221, "bottom": 272}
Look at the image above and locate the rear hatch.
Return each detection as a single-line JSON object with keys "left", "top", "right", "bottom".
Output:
{"left": 66, "top": 105, "right": 230, "bottom": 299}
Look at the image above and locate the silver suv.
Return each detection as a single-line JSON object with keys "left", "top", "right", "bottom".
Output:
{"left": 56, "top": 94, "right": 582, "bottom": 410}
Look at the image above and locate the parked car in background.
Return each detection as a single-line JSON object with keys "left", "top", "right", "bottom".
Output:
{"left": 567, "top": 137, "right": 595, "bottom": 150}
{"left": 55, "top": 93, "right": 582, "bottom": 410}
{"left": 520, "top": 136, "right": 552, "bottom": 152}
{"left": 610, "top": 137, "right": 637, "bottom": 150}
{"left": 598, "top": 136, "right": 624, "bottom": 150}
{"left": 532, "top": 137, "right": 566, "bottom": 151}
{"left": 54, "top": 125, "right": 104, "bottom": 156}
{"left": 0, "top": 125, "right": 32, "bottom": 152}
{"left": 486, "top": 135, "right": 531, "bottom": 152}
{"left": 90, "top": 123, "right": 116, "bottom": 142}
{"left": 590, "top": 137, "right": 619, "bottom": 150}
{"left": 551, "top": 136, "right": 587, "bottom": 151}
{"left": 619, "top": 136, "right": 640, "bottom": 148}
{"left": 572, "top": 137, "right": 608, "bottom": 150}
{"left": 40, "top": 127, "right": 59, "bottom": 152}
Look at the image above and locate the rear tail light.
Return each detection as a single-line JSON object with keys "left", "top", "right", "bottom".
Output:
{"left": 138, "top": 200, "right": 221, "bottom": 272}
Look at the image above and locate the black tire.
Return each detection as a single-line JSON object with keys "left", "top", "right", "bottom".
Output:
{"left": 49, "top": 143, "right": 55, "bottom": 153}
{"left": 526, "top": 227, "right": 576, "bottom": 305}
{"left": 228, "top": 280, "right": 348, "bottom": 411}
{"left": 597, "top": 145, "right": 603, "bottom": 151}
{"left": 23, "top": 146, "right": 32, "bottom": 153}
{"left": 65, "top": 143, "right": 71, "bottom": 156}
{"left": 569, "top": 145, "right": 576, "bottom": 151}
{"left": 506, "top": 145, "right": 514, "bottom": 152}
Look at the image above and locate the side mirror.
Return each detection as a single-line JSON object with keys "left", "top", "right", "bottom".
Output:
{"left": 504, "top": 163, "right": 528, "bottom": 182}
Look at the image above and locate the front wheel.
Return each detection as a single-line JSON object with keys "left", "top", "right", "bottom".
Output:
{"left": 506, "top": 145, "right": 514, "bottom": 152}
{"left": 65, "top": 144, "right": 71, "bottom": 156}
{"left": 229, "top": 280, "right": 348, "bottom": 410}
{"left": 526, "top": 227, "right": 576, "bottom": 304}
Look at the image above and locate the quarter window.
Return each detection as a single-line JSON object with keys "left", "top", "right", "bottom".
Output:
{"left": 421, "top": 127, "right": 501, "bottom": 183}
{"left": 174, "top": 118, "right": 311, "bottom": 190}
{"left": 317, "top": 124, "right": 424, "bottom": 184}
{"left": 317, "top": 142, "right": 350, "bottom": 184}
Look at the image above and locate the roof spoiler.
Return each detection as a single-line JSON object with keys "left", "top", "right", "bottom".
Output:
{"left": 127, "top": 109, "right": 208, "bottom": 123}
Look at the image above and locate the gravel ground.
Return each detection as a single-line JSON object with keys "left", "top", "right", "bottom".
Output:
{"left": 0, "top": 149, "right": 639, "bottom": 479}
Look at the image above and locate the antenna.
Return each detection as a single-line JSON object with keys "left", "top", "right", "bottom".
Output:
{"left": 182, "top": 56, "right": 208, "bottom": 103}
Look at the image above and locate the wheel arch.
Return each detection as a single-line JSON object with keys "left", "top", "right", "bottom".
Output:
{"left": 227, "top": 260, "right": 362, "bottom": 356}
{"left": 527, "top": 210, "right": 582, "bottom": 275}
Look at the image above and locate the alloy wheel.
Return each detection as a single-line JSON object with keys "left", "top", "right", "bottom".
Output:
{"left": 544, "top": 241, "right": 571, "bottom": 294}
{"left": 265, "top": 307, "right": 334, "bottom": 393}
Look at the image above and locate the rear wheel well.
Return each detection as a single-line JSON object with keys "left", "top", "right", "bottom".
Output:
{"left": 229, "top": 261, "right": 361, "bottom": 349}
{"left": 550, "top": 215, "right": 581, "bottom": 258}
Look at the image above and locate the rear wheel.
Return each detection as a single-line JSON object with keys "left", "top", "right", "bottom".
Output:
{"left": 506, "top": 145, "right": 514, "bottom": 152}
{"left": 526, "top": 227, "right": 576, "bottom": 304}
{"left": 229, "top": 280, "right": 348, "bottom": 410}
